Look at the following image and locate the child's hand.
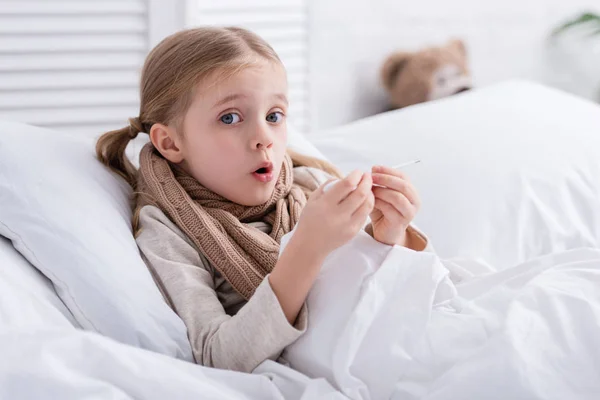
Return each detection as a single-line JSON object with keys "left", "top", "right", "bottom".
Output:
{"left": 369, "top": 165, "right": 421, "bottom": 246}
{"left": 293, "top": 170, "right": 375, "bottom": 260}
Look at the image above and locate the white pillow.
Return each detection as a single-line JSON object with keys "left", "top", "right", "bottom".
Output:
{"left": 308, "top": 80, "right": 600, "bottom": 270}
{"left": 286, "top": 123, "right": 329, "bottom": 160}
{"left": 0, "top": 121, "right": 193, "bottom": 361}
{"left": 0, "top": 236, "right": 77, "bottom": 330}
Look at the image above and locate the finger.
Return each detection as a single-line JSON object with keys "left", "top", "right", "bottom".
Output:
{"left": 340, "top": 172, "right": 372, "bottom": 214}
{"left": 352, "top": 191, "right": 375, "bottom": 220}
{"left": 372, "top": 187, "right": 415, "bottom": 220}
{"left": 371, "top": 173, "right": 418, "bottom": 204}
{"left": 314, "top": 177, "right": 339, "bottom": 199}
{"left": 326, "top": 170, "right": 363, "bottom": 202}
{"left": 373, "top": 198, "right": 403, "bottom": 224}
{"left": 372, "top": 165, "right": 410, "bottom": 181}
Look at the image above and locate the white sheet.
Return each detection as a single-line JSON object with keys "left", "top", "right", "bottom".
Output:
{"left": 280, "top": 230, "right": 600, "bottom": 399}
{"left": 0, "top": 235, "right": 78, "bottom": 329}
{"left": 0, "top": 235, "right": 343, "bottom": 399}
{"left": 4, "top": 232, "right": 599, "bottom": 400}
{"left": 0, "top": 236, "right": 343, "bottom": 399}
{"left": 0, "top": 327, "right": 350, "bottom": 400}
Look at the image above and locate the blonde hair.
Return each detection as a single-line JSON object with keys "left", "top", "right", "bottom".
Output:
{"left": 96, "top": 27, "right": 341, "bottom": 195}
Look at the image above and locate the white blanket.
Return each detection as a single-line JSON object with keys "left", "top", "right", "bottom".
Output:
{"left": 280, "top": 230, "right": 600, "bottom": 400}
{"left": 0, "top": 327, "right": 350, "bottom": 400}
{"left": 0, "top": 238, "right": 343, "bottom": 400}
{"left": 4, "top": 231, "right": 600, "bottom": 399}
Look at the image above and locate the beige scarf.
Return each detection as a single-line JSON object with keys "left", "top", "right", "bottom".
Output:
{"left": 136, "top": 143, "right": 308, "bottom": 300}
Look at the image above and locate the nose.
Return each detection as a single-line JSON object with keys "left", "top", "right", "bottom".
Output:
{"left": 250, "top": 123, "right": 274, "bottom": 150}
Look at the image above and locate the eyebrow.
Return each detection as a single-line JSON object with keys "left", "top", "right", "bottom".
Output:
{"left": 212, "top": 93, "right": 289, "bottom": 109}
{"left": 274, "top": 93, "right": 289, "bottom": 106}
{"left": 212, "top": 94, "right": 247, "bottom": 109}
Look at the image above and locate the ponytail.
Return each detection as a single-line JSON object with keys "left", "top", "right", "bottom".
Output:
{"left": 95, "top": 117, "right": 145, "bottom": 188}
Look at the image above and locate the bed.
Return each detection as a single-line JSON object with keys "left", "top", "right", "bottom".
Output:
{"left": 1, "top": 80, "right": 600, "bottom": 399}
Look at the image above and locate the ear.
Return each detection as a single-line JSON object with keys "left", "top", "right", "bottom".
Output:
{"left": 380, "top": 52, "right": 411, "bottom": 90}
{"left": 149, "top": 123, "right": 184, "bottom": 163}
{"left": 447, "top": 39, "right": 467, "bottom": 58}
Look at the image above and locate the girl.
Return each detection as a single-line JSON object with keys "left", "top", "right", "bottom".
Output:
{"left": 96, "top": 27, "right": 431, "bottom": 374}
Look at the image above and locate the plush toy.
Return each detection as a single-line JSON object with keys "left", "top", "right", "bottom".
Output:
{"left": 380, "top": 39, "right": 472, "bottom": 109}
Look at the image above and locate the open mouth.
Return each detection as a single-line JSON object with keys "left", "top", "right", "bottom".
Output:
{"left": 253, "top": 161, "right": 273, "bottom": 174}
{"left": 252, "top": 161, "right": 274, "bottom": 183}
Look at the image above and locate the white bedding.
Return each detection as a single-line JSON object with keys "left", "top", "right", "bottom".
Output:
{"left": 280, "top": 230, "right": 600, "bottom": 399}
{"left": 0, "top": 236, "right": 344, "bottom": 400}
{"left": 5, "top": 229, "right": 598, "bottom": 400}
{"left": 0, "top": 236, "right": 77, "bottom": 329}
{"left": 0, "top": 328, "right": 347, "bottom": 400}
{"left": 309, "top": 80, "right": 600, "bottom": 271}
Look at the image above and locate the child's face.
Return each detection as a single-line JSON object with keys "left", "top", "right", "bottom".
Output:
{"left": 180, "top": 61, "right": 289, "bottom": 206}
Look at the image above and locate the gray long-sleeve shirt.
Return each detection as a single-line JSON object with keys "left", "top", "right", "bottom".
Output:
{"left": 136, "top": 205, "right": 307, "bottom": 373}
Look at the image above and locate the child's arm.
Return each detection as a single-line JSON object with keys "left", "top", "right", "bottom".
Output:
{"left": 364, "top": 222, "right": 430, "bottom": 252}
{"left": 269, "top": 170, "right": 375, "bottom": 325}
{"left": 137, "top": 206, "right": 306, "bottom": 373}
{"left": 268, "top": 232, "right": 325, "bottom": 325}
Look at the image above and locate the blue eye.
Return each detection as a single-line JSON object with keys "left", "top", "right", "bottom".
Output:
{"left": 220, "top": 113, "right": 241, "bottom": 125}
{"left": 266, "top": 112, "right": 283, "bottom": 123}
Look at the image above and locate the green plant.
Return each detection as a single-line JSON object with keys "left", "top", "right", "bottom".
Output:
{"left": 551, "top": 12, "right": 600, "bottom": 37}
{"left": 549, "top": 11, "right": 600, "bottom": 103}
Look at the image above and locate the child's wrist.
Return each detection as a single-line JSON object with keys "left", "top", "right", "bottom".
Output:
{"left": 368, "top": 224, "right": 409, "bottom": 247}
{"left": 286, "top": 227, "right": 328, "bottom": 265}
{"left": 396, "top": 230, "right": 408, "bottom": 247}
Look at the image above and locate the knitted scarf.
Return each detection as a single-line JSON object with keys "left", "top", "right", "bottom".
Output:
{"left": 136, "top": 143, "right": 307, "bottom": 300}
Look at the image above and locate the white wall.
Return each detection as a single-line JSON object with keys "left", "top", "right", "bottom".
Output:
{"left": 309, "top": 0, "right": 600, "bottom": 131}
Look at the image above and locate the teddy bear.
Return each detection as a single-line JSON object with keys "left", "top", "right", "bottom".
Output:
{"left": 380, "top": 39, "right": 472, "bottom": 109}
